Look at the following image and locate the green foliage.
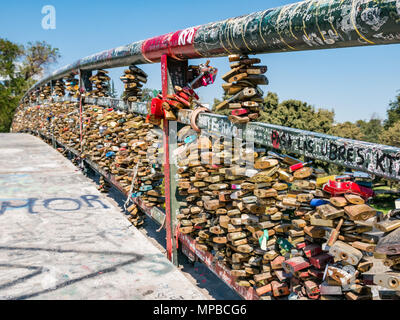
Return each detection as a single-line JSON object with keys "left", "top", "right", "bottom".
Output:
{"left": 141, "top": 88, "right": 157, "bottom": 102}
{"left": 328, "top": 121, "right": 365, "bottom": 140}
{"left": 0, "top": 39, "right": 23, "bottom": 78}
{"left": 355, "top": 116, "right": 383, "bottom": 143}
{"left": 259, "top": 92, "right": 334, "bottom": 134}
{"left": 0, "top": 39, "right": 25, "bottom": 132}
{"left": 20, "top": 41, "right": 60, "bottom": 84}
{"left": 384, "top": 93, "right": 400, "bottom": 129}
{"left": 380, "top": 120, "right": 400, "bottom": 147}
{"left": 0, "top": 38, "right": 59, "bottom": 132}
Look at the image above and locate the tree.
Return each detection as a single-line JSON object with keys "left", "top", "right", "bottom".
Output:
{"left": 380, "top": 120, "right": 400, "bottom": 147}
{"left": 355, "top": 115, "right": 383, "bottom": 143}
{"left": 0, "top": 38, "right": 59, "bottom": 132}
{"left": 20, "top": 41, "right": 60, "bottom": 84}
{"left": 0, "top": 39, "right": 25, "bottom": 132}
{"left": 141, "top": 88, "right": 158, "bottom": 102}
{"left": 259, "top": 92, "right": 334, "bottom": 134}
{"left": 328, "top": 121, "right": 365, "bottom": 140}
{"left": 384, "top": 92, "right": 400, "bottom": 129}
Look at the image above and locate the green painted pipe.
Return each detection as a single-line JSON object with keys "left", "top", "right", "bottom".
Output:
{"left": 24, "top": 0, "right": 400, "bottom": 98}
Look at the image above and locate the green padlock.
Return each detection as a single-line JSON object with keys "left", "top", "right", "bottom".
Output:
{"left": 258, "top": 230, "right": 269, "bottom": 250}
{"left": 277, "top": 238, "right": 294, "bottom": 252}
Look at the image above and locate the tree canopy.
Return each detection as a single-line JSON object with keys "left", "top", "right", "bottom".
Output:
{"left": 0, "top": 38, "right": 60, "bottom": 132}
{"left": 384, "top": 93, "right": 400, "bottom": 129}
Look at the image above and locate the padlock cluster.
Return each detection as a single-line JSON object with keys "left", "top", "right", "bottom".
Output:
{"left": 39, "top": 83, "right": 52, "bottom": 100}
{"left": 53, "top": 79, "right": 65, "bottom": 97}
{"left": 121, "top": 65, "right": 148, "bottom": 103}
{"left": 147, "top": 86, "right": 198, "bottom": 126}
{"left": 88, "top": 69, "right": 110, "bottom": 98}
{"left": 65, "top": 75, "right": 80, "bottom": 98}
{"left": 51, "top": 101, "right": 81, "bottom": 149}
{"left": 13, "top": 100, "right": 166, "bottom": 227}
{"left": 98, "top": 176, "right": 111, "bottom": 193}
{"left": 80, "top": 105, "right": 164, "bottom": 207}
{"left": 126, "top": 203, "right": 144, "bottom": 227}
{"left": 163, "top": 86, "right": 198, "bottom": 121}
{"left": 215, "top": 54, "right": 268, "bottom": 124}
{"left": 176, "top": 127, "right": 399, "bottom": 300}
{"left": 27, "top": 90, "right": 39, "bottom": 104}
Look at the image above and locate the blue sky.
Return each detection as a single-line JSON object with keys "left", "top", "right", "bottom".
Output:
{"left": 1, "top": 0, "right": 399, "bottom": 123}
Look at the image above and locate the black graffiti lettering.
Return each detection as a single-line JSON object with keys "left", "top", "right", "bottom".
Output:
{"left": 347, "top": 148, "right": 354, "bottom": 163}
{"left": 387, "top": 155, "right": 394, "bottom": 175}
{"left": 376, "top": 153, "right": 386, "bottom": 173}
{"left": 329, "top": 143, "right": 337, "bottom": 161}
{"left": 280, "top": 133, "right": 286, "bottom": 146}
{"left": 287, "top": 134, "right": 293, "bottom": 148}
{"left": 303, "top": 140, "right": 308, "bottom": 152}
{"left": 0, "top": 198, "right": 38, "bottom": 215}
{"left": 43, "top": 198, "right": 81, "bottom": 211}
{"left": 338, "top": 146, "right": 346, "bottom": 161}
{"left": 357, "top": 149, "right": 365, "bottom": 165}
{"left": 80, "top": 195, "right": 110, "bottom": 209}
{"left": 307, "top": 139, "right": 314, "bottom": 153}
{"left": 297, "top": 138, "right": 303, "bottom": 151}
{"left": 321, "top": 141, "right": 328, "bottom": 156}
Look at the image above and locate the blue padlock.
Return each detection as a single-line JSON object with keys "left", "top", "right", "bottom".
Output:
{"left": 310, "top": 199, "right": 330, "bottom": 207}
{"left": 184, "top": 135, "right": 197, "bottom": 144}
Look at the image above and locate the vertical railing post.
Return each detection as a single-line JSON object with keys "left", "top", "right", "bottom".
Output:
{"left": 161, "top": 54, "right": 188, "bottom": 265}
{"left": 78, "top": 70, "right": 84, "bottom": 156}
{"left": 78, "top": 70, "right": 92, "bottom": 157}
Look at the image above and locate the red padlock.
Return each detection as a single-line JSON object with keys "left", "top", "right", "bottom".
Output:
{"left": 182, "top": 87, "right": 199, "bottom": 100}
{"left": 303, "top": 244, "right": 322, "bottom": 258}
{"left": 322, "top": 180, "right": 374, "bottom": 199}
{"left": 304, "top": 280, "right": 320, "bottom": 299}
{"left": 177, "top": 91, "right": 191, "bottom": 101}
{"left": 282, "top": 257, "right": 310, "bottom": 274}
{"left": 231, "top": 108, "right": 249, "bottom": 116}
{"left": 173, "top": 94, "right": 191, "bottom": 107}
{"left": 309, "top": 253, "right": 334, "bottom": 269}
{"left": 271, "top": 281, "right": 290, "bottom": 297}
{"left": 150, "top": 97, "right": 165, "bottom": 118}
{"left": 289, "top": 161, "right": 312, "bottom": 172}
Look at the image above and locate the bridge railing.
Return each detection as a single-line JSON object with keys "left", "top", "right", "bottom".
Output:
{"left": 13, "top": 0, "right": 400, "bottom": 300}
{"left": 14, "top": 91, "right": 400, "bottom": 299}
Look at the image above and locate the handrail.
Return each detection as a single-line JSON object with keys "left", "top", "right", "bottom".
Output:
{"left": 28, "top": 96, "right": 400, "bottom": 181}
{"left": 23, "top": 0, "right": 400, "bottom": 99}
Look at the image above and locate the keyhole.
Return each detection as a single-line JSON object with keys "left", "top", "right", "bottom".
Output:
{"left": 389, "top": 278, "right": 399, "bottom": 289}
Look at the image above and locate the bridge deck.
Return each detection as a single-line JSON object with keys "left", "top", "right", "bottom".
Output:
{"left": 0, "top": 133, "right": 205, "bottom": 300}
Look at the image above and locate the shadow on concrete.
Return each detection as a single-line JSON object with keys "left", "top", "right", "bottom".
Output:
{"left": 0, "top": 246, "right": 144, "bottom": 300}
{"left": 82, "top": 167, "right": 241, "bottom": 300}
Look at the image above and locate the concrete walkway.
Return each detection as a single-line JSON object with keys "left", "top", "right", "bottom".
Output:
{"left": 0, "top": 133, "right": 206, "bottom": 300}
